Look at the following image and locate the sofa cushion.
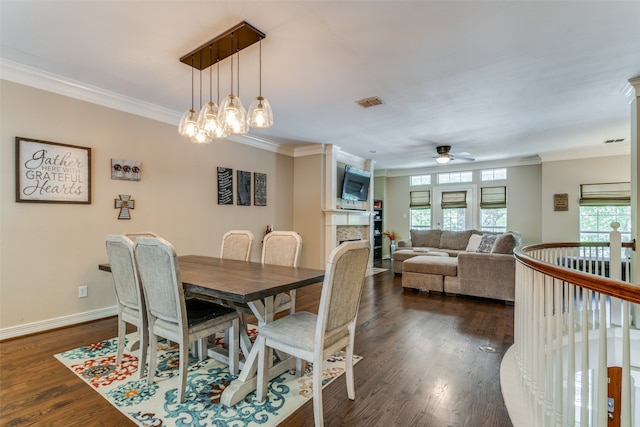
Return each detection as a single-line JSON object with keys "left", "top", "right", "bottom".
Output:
{"left": 491, "top": 232, "right": 518, "bottom": 254}
{"left": 477, "top": 234, "right": 498, "bottom": 253}
{"left": 410, "top": 229, "right": 441, "bottom": 248}
{"left": 465, "top": 234, "right": 482, "bottom": 252}
{"left": 440, "top": 230, "right": 473, "bottom": 250}
{"left": 403, "top": 256, "right": 458, "bottom": 276}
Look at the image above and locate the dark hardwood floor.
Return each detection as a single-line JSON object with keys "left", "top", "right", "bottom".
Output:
{"left": 0, "top": 260, "right": 514, "bottom": 427}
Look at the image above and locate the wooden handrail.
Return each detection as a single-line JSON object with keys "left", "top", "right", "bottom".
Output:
{"left": 514, "top": 242, "right": 640, "bottom": 304}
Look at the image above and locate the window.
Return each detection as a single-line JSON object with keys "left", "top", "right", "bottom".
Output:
{"left": 579, "top": 182, "right": 631, "bottom": 242}
{"left": 410, "top": 175, "right": 431, "bottom": 186}
{"left": 437, "top": 171, "right": 472, "bottom": 184}
{"left": 410, "top": 190, "right": 431, "bottom": 229}
{"left": 481, "top": 168, "right": 507, "bottom": 181}
{"left": 480, "top": 186, "right": 507, "bottom": 232}
{"left": 441, "top": 190, "right": 467, "bottom": 231}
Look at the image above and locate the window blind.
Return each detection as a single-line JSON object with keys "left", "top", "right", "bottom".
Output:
{"left": 480, "top": 186, "right": 507, "bottom": 209}
{"left": 410, "top": 190, "right": 430, "bottom": 208}
{"left": 579, "top": 182, "right": 630, "bottom": 206}
{"left": 441, "top": 190, "right": 467, "bottom": 209}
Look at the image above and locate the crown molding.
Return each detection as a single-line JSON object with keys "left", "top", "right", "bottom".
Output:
{"left": 0, "top": 58, "right": 296, "bottom": 156}
{"left": 377, "top": 156, "right": 542, "bottom": 177}
{"left": 0, "top": 58, "right": 180, "bottom": 125}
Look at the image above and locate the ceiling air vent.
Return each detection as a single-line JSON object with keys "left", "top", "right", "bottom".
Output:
{"left": 604, "top": 138, "right": 625, "bottom": 144}
{"left": 356, "top": 96, "right": 384, "bottom": 108}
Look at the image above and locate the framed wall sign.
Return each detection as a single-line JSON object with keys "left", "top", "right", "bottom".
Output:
{"left": 554, "top": 193, "right": 568, "bottom": 211}
{"left": 237, "top": 170, "right": 251, "bottom": 206}
{"left": 254, "top": 172, "right": 267, "bottom": 206}
{"left": 15, "top": 137, "right": 91, "bottom": 204}
{"left": 217, "top": 167, "right": 233, "bottom": 205}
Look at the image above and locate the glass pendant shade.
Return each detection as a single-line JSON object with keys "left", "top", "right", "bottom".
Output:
{"left": 218, "top": 94, "right": 248, "bottom": 135}
{"left": 247, "top": 96, "right": 273, "bottom": 128}
{"left": 191, "top": 126, "right": 211, "bottom": 144}
{"left": 178, "top": 109, "right": 198, "bottom": 138}
{"left": 197, "top": 102, "right": 220, "bottom": 134}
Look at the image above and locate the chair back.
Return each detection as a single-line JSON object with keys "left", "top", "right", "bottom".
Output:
{"left": 316, "top": 240, "right": 370, "bottom": 342}
{"left": 220, "top": 230, "right": 254, "bottom": 261}
{"left": 262, "top": 231, "right": 302, "bottom": 267}
{"left": 134, "top": 237, "right": 186, "bottom": 328}
{"left": 124, "top": 231, "right": 158, "bottom": 242}
{"left": 105, "top": 235, "right": 144, "bottom": 312}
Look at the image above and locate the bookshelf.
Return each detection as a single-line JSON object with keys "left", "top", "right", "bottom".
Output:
{"left": 373, "top": 199, "right": 383, "bottom": 261}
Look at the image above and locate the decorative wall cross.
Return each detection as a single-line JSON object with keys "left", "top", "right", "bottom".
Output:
{"left": 114, "top": 194, "right": 135, "bottom": 220}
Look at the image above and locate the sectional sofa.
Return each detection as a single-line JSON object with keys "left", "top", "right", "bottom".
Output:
{"left": 394, "top": 229, "right": 520, "bottom": 302}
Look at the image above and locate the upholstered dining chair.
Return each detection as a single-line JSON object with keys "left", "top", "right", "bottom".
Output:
{"left": 220, "top": 230, "right": 254, "bottom": 261}
{"left": 124, "top": 231, "right": 158, "bottom": 242}
{"left": 256, "top": 240, "right": 370, "bottom": 427}
{"left": 262, "top": 231, "right": 303, "bottom": 315}
{"left": 134, "top": 236, "right": 240, "bottom": 403}
{"left": 105, "top": 235, "right": 148, "bottom": 380}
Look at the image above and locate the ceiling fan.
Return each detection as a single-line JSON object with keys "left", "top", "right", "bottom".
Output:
{"left": 434, "top": 145, "right": 475, "bottom": 164}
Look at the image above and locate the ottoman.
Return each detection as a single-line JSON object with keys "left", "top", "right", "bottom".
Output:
{"left": 392, "top": 249, "right": 448, "bottom": 274}
{"left": 402, "top": 256, "right": 458, "bottom": 293}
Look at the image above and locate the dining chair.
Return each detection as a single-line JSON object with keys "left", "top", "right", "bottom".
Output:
{"left": 262, "top": 231, "right": 303, "bottom": 315}
{"left": 220, "top": 230, "right": 254, "bottom": 261}
{"left": 105, "top": 235, "right": 148, "bottom": 380}
{"left": 134, "top": 236, "right": 240, "bottom": 403}
{"left": 256, "top": 240, "right": 370, "bottom": 427}
{"left": 124, "top": 231, "right": 158, "bottom": 242}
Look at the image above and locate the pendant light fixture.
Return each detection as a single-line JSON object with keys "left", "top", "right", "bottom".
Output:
{"left": 197, "top": 45, "right": 227, "bottom": 140}
{"left": 248, "top": 37, "right": 273, "bottom": 128}
{"left": 178, "top": 55, "right": 198, "bottom": 138}
{"left": 178, "top": 21, "right": 269, "bottom": 141}
{"left": 218, "top": 35, "right": 248, "bottom": 135}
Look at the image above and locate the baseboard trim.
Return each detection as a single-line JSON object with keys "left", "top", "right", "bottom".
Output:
{"left": 0, "top": 306, "right": 117, "bottom": 341}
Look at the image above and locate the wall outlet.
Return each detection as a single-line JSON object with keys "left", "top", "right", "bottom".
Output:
{"left": 78, "top": 285, "right": 88, "bottom": 298}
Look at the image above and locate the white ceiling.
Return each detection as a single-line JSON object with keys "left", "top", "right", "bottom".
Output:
{"left": 1, "top": 1, "right": 639, "bottom": 170}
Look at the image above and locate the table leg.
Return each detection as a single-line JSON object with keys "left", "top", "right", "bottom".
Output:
{"left": 221, "top": 296, "right": 296, "bottom": 406}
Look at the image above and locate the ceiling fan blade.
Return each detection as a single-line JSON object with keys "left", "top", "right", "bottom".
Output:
{"left": 453, "top": 154, "right": 475, "bottom": 161}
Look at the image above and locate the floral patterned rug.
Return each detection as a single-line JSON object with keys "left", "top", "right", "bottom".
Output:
{"left": 54, "top": 329, "right": 361, "bottom": 426}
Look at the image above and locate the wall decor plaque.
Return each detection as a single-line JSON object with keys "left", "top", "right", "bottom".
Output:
{"left": 254, "top": 172, "right": 267, "bottom": 206}
{"left": 554, "top": 193, "right": 568, "bottom": 211}
{"left": 217, "top": 167, "right": 233, "bottom": 205}
{"left": 237, "top": 170, "right": 251, "bottom": 206}
{"left": 111, "top": 159, "right": 141, "bottom": 181}
{"left": 15, "top": 137, "right": 91, "bottom": 203}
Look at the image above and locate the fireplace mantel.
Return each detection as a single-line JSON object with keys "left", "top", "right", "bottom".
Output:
{"left": 323, "top": 209, "right": 374, "bottom": 226}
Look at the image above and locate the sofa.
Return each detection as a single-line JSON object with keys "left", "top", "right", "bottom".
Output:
{"left": 394, "top": 229, "right": 520, "bottom": 302}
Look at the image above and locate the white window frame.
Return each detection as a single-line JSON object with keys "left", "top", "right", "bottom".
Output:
{"left": 481, "top": 168, "right": 507, "bottom": 181}
{"left": 432, "top": 184, "right": 477, "bottom": 230}
{"left": 437, "top": 171, "right": 473, "bottom": 184}
{"left": 410, "top": 175, "right": 431, "bottom": 186}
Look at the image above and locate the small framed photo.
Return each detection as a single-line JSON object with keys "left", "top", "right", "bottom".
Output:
{"left": 15, "top": 137, "right": 91, "bottom": 204}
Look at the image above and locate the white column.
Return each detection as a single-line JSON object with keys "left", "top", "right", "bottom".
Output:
{"left": 629, "top": 77, "right": 639, "bottom": 286}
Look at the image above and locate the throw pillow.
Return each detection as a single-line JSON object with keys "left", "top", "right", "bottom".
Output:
{"left": 465, "top": 234, "right": 482, "bottom": 252}
{"left": 491, "top": 232, "right": 518, "bottom": 254}
{"left": 477, "top": 234, "right": 497, "bottom": 253}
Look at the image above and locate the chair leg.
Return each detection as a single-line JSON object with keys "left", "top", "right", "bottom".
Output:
{"left": 256, "top": 336, "right": 270, "bottom": 402}
{"left": 147, "top": 332, "right": 158, "bottom": 385}
{"left": 138, "top": 326, "right": 148, "bottom": 380}
{"left": 312, "top": 357, "right": 324, "bottom": 427}
{"left": 178, "top": 339, "right": 189, "bottom": 403}
{"left": 346, "top": 326, "right": 356, "bottom": 399}
{"left": 289, "top": 289, "right": 296, "bottom": 314}
{"left": 116, "top": 316, "right": 126, "bottom": 365}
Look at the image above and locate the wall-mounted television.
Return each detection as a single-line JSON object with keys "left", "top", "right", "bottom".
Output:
{"left": 341, "top": 165, "right": 371, "bottom": 201}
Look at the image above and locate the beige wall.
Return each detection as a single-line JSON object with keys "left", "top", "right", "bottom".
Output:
{"left": 0, "top": 80, "right": 295, "bottom": 335}
{"left": 541, "top": 155, "right": 630, "bottom": 242}
{"left": 379, "top": 164, "right": 543, "bottom": 245}
{"left": 293, "top": 153, "right": 324, "bottom": 269}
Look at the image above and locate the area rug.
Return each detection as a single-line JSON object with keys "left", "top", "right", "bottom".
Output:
{"left": 54, "top": 329, "right": 361, "bottom": 426}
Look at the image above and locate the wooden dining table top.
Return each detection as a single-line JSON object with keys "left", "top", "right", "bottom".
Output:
{"left": 99, "top": 255, "right": 325, "bottom": 304}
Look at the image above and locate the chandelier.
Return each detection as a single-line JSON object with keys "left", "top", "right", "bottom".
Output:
{"left": 178, "top": 21, "right": 273, "bottom": 144}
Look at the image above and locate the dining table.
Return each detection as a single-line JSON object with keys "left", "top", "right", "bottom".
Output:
{"left": 99, "top": 254, "right": 325, "bottom": 406}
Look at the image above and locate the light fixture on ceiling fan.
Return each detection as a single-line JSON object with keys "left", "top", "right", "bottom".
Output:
{"left": 434, "top": 145, "right": 475, "bottom": 164}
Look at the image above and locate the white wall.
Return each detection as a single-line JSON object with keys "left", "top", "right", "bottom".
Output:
{"left": 541, "top": 155, "right": 630, "bottom": 242}
{"left": 0, "top": 80, "right": 295, "bottom": 336}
